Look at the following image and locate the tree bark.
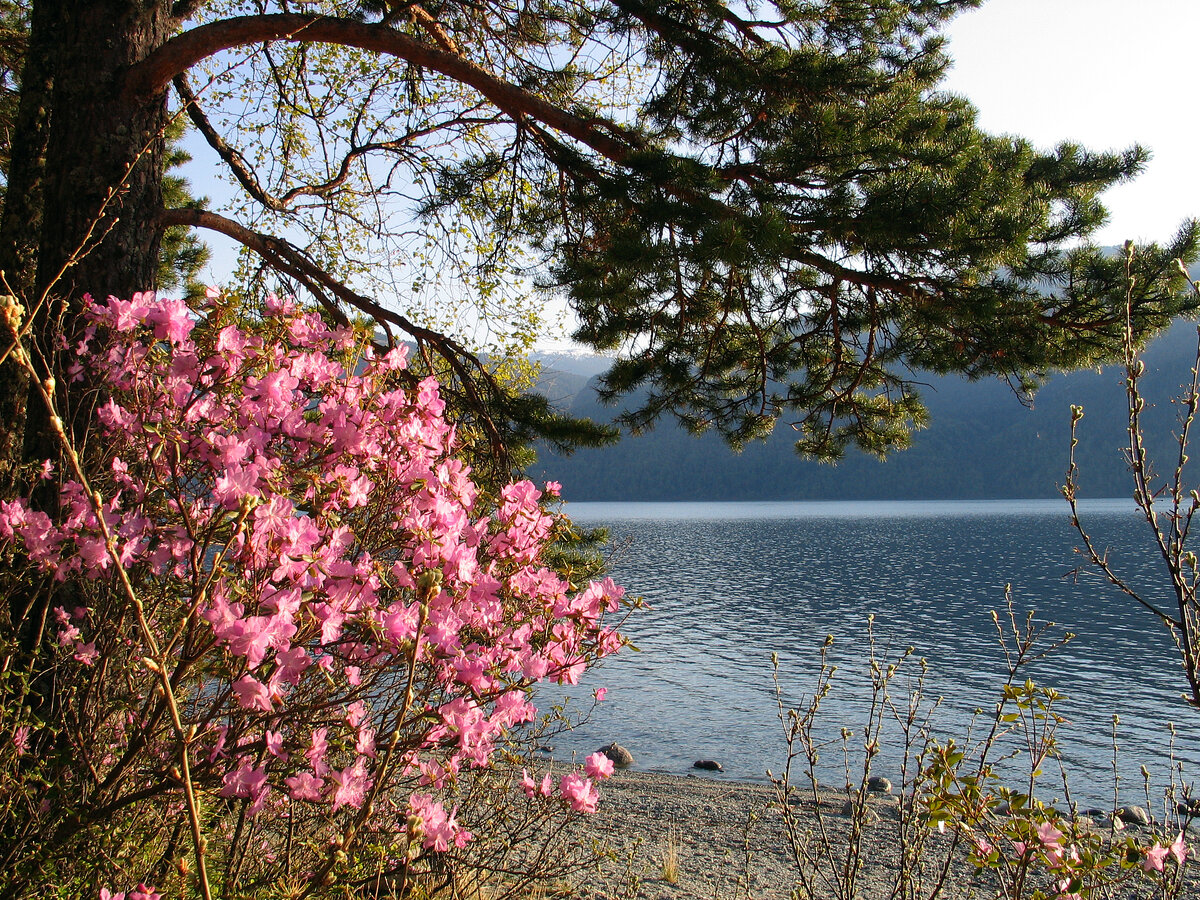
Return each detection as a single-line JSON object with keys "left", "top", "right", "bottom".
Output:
{"left": 0, "top": 0, "right": 174, "bottom": 477}
{"left": 0, "top": 0, "right": 59, "bottom": 494}
{"left": 0, "top": 0, "right": 176, "bottom": 718}
{"left": 37, "top": 0, "right": 173, "bottom": 303}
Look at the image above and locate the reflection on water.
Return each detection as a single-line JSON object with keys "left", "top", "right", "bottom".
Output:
{"left": 543, "top": 500, "right": 1196, "bottom": 807}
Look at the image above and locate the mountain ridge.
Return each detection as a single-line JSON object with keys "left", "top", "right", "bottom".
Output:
{"left": 529, "top": 318, "right": 1200, "bottom": 501}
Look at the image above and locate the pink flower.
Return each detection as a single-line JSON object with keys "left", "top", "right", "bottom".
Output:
{"left": 273, "top": 645, "right": 311, "bottom": 685}
{"left": 489, "top": 691, "right": 535, "bottom": 727}
{"left": 12, "top": 725, "right": 30, "bottom": 757}
{"left": 206, "top": 724, "right": 229, "bottom": 763}
{"left": 594, "top": 687, "right": 607, "bottom": 702}
{"left": 408, "top": 793, "right": 471, "bottom": 851}
{"left": 520, "top": 768, "right": 538, "bottom": 798}
{"left": 1144, "top": 843, "right": 1170, "bottom": 872}
{"left": 232, "top": 675, "right": 274, "bottom": 712}
{"left": 1170, "top": 832, "right": 1188, "bottom": 865}
{"left": 305, "top": 727, "right": 330, "bottom": 774}
{"left": 219, "top": 757, "right": 268, "bottom": 802}
{"left": 559, "top": 772, "right": 599, "bottom": 813}
{"left": 330, "top": 757, "right": 372, "bottom": 811}
{"left": 1036, "top": 820, "right": 1064, "bottom": 850}
{"left": 148, "top": 297, "right": 194, "bottom": 343}
{"left": 285, "top": 771, "right": 324, "bottom": 802}
{"left": 73, "top": 642, "right": 100, "bottom": 665}
{"left": 265, "top": 729, "right": 288, "bottom": 760}
{"left": 345, "top": 700, "right": 368, "bottom": 728}
{"left": 216, "top": 324, "right": 249, "bottom": 365}
{"left": 520, "top": 768, "right": 555, "bottom": 799}
{"left": 263, "top": 292, "right": 295, "bottom": 315}
{"left": 355, "top": 726, "right": 376, "bottom": 758}
{"left": 103, "top": 294, "right": 148, "bottom": 332}
{"left": 584, "top": 752, "right": 615, "bottom": 780}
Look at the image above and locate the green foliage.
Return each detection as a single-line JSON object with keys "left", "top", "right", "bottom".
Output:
{"left": 6, "top": 0, "right": 1198, "bottom": 472}
{"left": 157, "top": 118, "right": 211, "bottom": 299}
{"left": 542, "top": 4, "right": 1199, "bottom": 458}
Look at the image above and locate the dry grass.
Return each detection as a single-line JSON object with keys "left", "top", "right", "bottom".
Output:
{"left": 660, "top": 820, "right": 680, "bottom": 884}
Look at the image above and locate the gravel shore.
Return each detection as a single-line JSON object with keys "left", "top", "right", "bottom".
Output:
{"left": 562, "top": 769, "right": 1198, "bottom": 900}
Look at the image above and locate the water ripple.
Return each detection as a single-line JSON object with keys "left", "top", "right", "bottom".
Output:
{"left": 539, "top": 500, "right": 1197, "bottom": 807}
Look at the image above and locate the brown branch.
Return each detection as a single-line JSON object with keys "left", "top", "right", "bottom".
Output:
{"left": 123, "top": 14, "right": 643, "bottom": 165}
{"left": 789, "top": 248, "right": 941, "bottom": 302}
{"left": 409, "top": 4, "right": 459, "bottom": 54}
{"left": 172, "top": 72, "right": 286, "bottom": 212}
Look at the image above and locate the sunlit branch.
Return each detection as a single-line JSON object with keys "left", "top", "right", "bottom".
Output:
{"left": 124, "top": 14, "right": 646, "bottom": 165}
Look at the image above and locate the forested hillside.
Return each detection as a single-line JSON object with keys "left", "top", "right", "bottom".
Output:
{"left": 532, "top": 318, "right": 1200, "bottom": 501}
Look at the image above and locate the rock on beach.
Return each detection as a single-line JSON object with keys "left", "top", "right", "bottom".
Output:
{"left": 599, "top": 742, "right": 634, "bottom": 768}
{"left": 1115, "top": 805, "right": 1152, "bottom": 827}
{"left": 867, "top": 775, "right": 893, "bottom": 794}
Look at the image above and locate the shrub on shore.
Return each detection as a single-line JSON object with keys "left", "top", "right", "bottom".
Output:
{"left": 0, "top": 290, "right": 625, "bottom": 898}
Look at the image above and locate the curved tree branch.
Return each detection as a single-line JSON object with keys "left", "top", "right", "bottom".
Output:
{"left": 124, "top": 14, "right": 644, "bottom": 165}
{"left": 172, "top": 72, "right": 286, "bottom": 212}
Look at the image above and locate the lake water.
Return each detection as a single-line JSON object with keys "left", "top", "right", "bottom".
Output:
{"left": 542, "top": 499, "right": 1199, "bottom": 808}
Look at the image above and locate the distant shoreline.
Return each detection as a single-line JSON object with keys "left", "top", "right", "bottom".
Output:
{"left": 562, "top": 496, "right": 1137, "bottom": 520}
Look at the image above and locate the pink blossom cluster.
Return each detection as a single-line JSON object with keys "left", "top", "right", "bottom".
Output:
{"left": 517, "top": 751, "right": 614, "bottom": 814}
{"left": 99, "top": 886, "right": 159, "bottom": 900}
{"left": 0, "top": 290, "right": 624, "bottom": 871}
{"left": 971, "top": 814, "right": 1190, "bottom": 900}
{"left": 1142, "top": 833, "right": 1188, "bottom": 873}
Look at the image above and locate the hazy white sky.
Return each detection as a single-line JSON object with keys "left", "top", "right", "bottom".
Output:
{"left": 940, "top": 0, "right": 1200, "bottom": 246}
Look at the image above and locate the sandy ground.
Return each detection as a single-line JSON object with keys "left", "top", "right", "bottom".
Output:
{"left": 559, "top": 769, "right": 1199, "bottom": 900}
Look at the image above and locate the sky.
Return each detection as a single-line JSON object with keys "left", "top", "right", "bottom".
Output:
{"left": 939, "top": 0, "right": 1200, "bottom": 247}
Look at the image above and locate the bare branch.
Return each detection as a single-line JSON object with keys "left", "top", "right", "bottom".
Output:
{"left": 174, "top": 71, "right": 492, "bottom": 212}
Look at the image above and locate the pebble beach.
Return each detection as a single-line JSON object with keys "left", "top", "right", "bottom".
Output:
{"left": 562, "top": 769, "right": 1199, "bottom": 900}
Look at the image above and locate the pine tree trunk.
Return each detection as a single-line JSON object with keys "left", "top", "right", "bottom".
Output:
{"left": 0, "top": 0, "right": 175, "bottom": 719}
{"left": 0, "top": 0, "right": 173, "bottom": 481}
{"left": 0, "top": 0, "right": 59, "bottom": 494}
{"left": 37, "top": 0, "right": 173, "bottom": 301}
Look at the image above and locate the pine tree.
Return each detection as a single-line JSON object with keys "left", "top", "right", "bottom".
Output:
{"left": 0, "top": 0, "right": 1195, "bottom": 476}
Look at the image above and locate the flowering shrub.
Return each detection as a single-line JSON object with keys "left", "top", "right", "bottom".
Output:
{"left": 0, "top": 289, "right": 624, "bottom": 895}
{"left": 923, "top": 679, "right": 1192, "bottom": 900}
